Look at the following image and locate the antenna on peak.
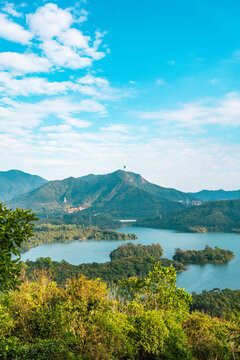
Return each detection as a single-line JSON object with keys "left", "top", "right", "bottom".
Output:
{"left": 123, "top": 165, "right": 126, "bottom": 171}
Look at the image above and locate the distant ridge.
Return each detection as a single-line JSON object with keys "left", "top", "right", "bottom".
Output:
{"left": 0, "top": 170, "right": 47, "bottom": 201}
{"left": 135, "top": 199, "right": 240, "bottom": 233}
{"left": 189, "top": 189, "right": 240, "bottom": 202}
{"left": 9, "top": 170, "right": 194, "bottom": 218}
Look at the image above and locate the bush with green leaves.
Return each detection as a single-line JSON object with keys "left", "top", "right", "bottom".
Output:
{"left": 0, "top": 203, "right": 37, "bottom": 292}
{"left": 0, "top": 264, "right": 240, "bottom": 359}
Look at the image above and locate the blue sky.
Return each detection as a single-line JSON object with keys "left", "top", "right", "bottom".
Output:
{"left": 1, "top": 0, "right": 240, "bottom": 191}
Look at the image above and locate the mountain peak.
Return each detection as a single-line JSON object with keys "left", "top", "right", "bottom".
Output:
{"left": 0, "top": 170, "right": 47, "bottom": 201}
{"left": 111, "top": 169, "right": 144, "bottom": 182}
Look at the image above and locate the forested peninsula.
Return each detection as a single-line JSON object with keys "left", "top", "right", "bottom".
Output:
{"left": 20, "top": 224, "right": 138, "bottom": 253}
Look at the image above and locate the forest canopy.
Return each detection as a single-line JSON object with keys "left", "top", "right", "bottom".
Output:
{"left": 1, "top": 264, "right": 240, "bottom": 359}
{"left": 173, "top": 245, "right": 234, "bottom": 264}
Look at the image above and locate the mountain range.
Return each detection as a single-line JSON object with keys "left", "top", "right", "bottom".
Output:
{"left": 189, "top": 189, "right": 240, "bottom": 202}
{"left": 8, "top": 170, "right": 193, "bottom": 218}
{"left": 0, "top": 170, "right": 47, "bottom": 202}
{"left": 2, "top": 169, "right": 240, "bottom": 221}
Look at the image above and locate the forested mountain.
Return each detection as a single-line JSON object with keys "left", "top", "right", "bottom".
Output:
{"left": 0, "top": 170, "right": 47, "bottom": 201}
{"left": 9, "top": 170, "right": 193, "bottom": 218}
{"left": 135, "top": 199, "right": 240, "bottom": 232}
{"left": 190, "top": 189, "right": 240, "bottom": 201}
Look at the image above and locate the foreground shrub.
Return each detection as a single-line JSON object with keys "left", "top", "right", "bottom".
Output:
{"left": 0, "top": 338, "right": 75, "bottom": 360}
{"left": 184, "top": 312, "right": 240, "bottom": 360}
{"left": 0, "top": 265, "right": 239, "bottom": 359}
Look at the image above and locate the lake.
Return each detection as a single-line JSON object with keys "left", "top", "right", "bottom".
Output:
{"left": 19, "top": 226, "right": 240, "bottom": 293}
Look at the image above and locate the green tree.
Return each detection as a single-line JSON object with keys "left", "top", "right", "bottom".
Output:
{"left": 118, "top": 263, "right": 192, "bottom": 314}
{"left": 0, "top": 203, "right": 37, "bottom": 292}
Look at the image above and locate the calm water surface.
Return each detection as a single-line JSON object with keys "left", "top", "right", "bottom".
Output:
{"left": 20, "top": 227, "right": 240, "bottom": 293}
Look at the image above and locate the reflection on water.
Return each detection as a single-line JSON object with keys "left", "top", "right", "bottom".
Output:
{"left": 19, "top": 226, "right": 240, "bottom": 293}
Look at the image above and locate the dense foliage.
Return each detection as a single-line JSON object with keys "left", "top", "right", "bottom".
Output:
{"left": 36, "top": 213, "right": 123, "bottom": 229}
{"left": 62, "top": 213, "right": 122, "bottom": 229}
{"left": 1, "top": 265, "right": 239, "bottom": 359}
{"left": 173, "top": 245, "right": 234, "bottom": 264}
{"left": 191, "top": 288, "right": 240, "bottom": 319}
{"left": 23, "top": 243, "right": 186, "bottom": 285}
{"left": 110, "top": 242, "right": 164, "bottom": 260}
{"left": 135, "top": 199, "right": 240, "bottom": 232}
{"left": 20, "top": 224, "right": 138, "bottom": 252}
{"left": 0, "top": 203, "right": 37, "bottom": 292}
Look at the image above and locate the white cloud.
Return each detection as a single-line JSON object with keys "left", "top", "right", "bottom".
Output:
{"left": 2, "top": 2, "right": 23, "bottom": 17}
{"left": 74, "top": 98, "right": 106, "bottom": 113}
{"left": 0, "top": 13, "right": 32, "bottom": 44}
{"left": 27, "top": 3, "right": 73, "bottom": 39}
{"left": 26, "top": 3, "right": 106, "bottom": 70}
{"left": 0, "top": 3, "right": 107, "bottom": 76}
{"left": 139, "top": 92, "right": 240, "bottom": 129}
{"left": 84, "top": 30, "right": 106, "bottom": 60}
{"left": 0, "top": 72, "right": 79, "bottom": 96}
{"left": 139, "top": 126, "right": 148, "bottom": 133}
{"left": 76, "top": 74, "right": 130, "bottom": 100}
{"left": 0, "top": 72, "right": 125, "bottom": 100}
{"left": 58, "top": 28, "right": 89, "bottom": 48}
{"left": 77, "top": 9, "right": 88, "bottom": 23}
{"left": 77, "top": 74, "right": 109, "bottom": 86}
{"left": 0, "top": 52, "right": 51, "bottom": 73}
{"left": 40, "top": 39, "right": 92, "bottom": 69}
{"left": 0, "top": 97, "right": 106, "bottom": 134}
{"left": 70, "top": 4, "right": 88, "bottom": 23}
{"left": 60, "top": 115, "right": 92, "bottom": 128}
{"left": 100, "top": 124, "right": 129, "bottom": 133}
{"left": 40, "top": 124, "right": 72, "bottom": 132}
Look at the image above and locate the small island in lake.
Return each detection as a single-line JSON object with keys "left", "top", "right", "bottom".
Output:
{"left": 110, "top": 242, "right": 164, "bottom": 260}
{"left": 23, "top": 242, "right": 186, "bottom": 285}
{"left": 173, "top": 245, "right": 234, "bottom": 264}
{"left": 20, "top": 224, "right": 138, "bottom": 253}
